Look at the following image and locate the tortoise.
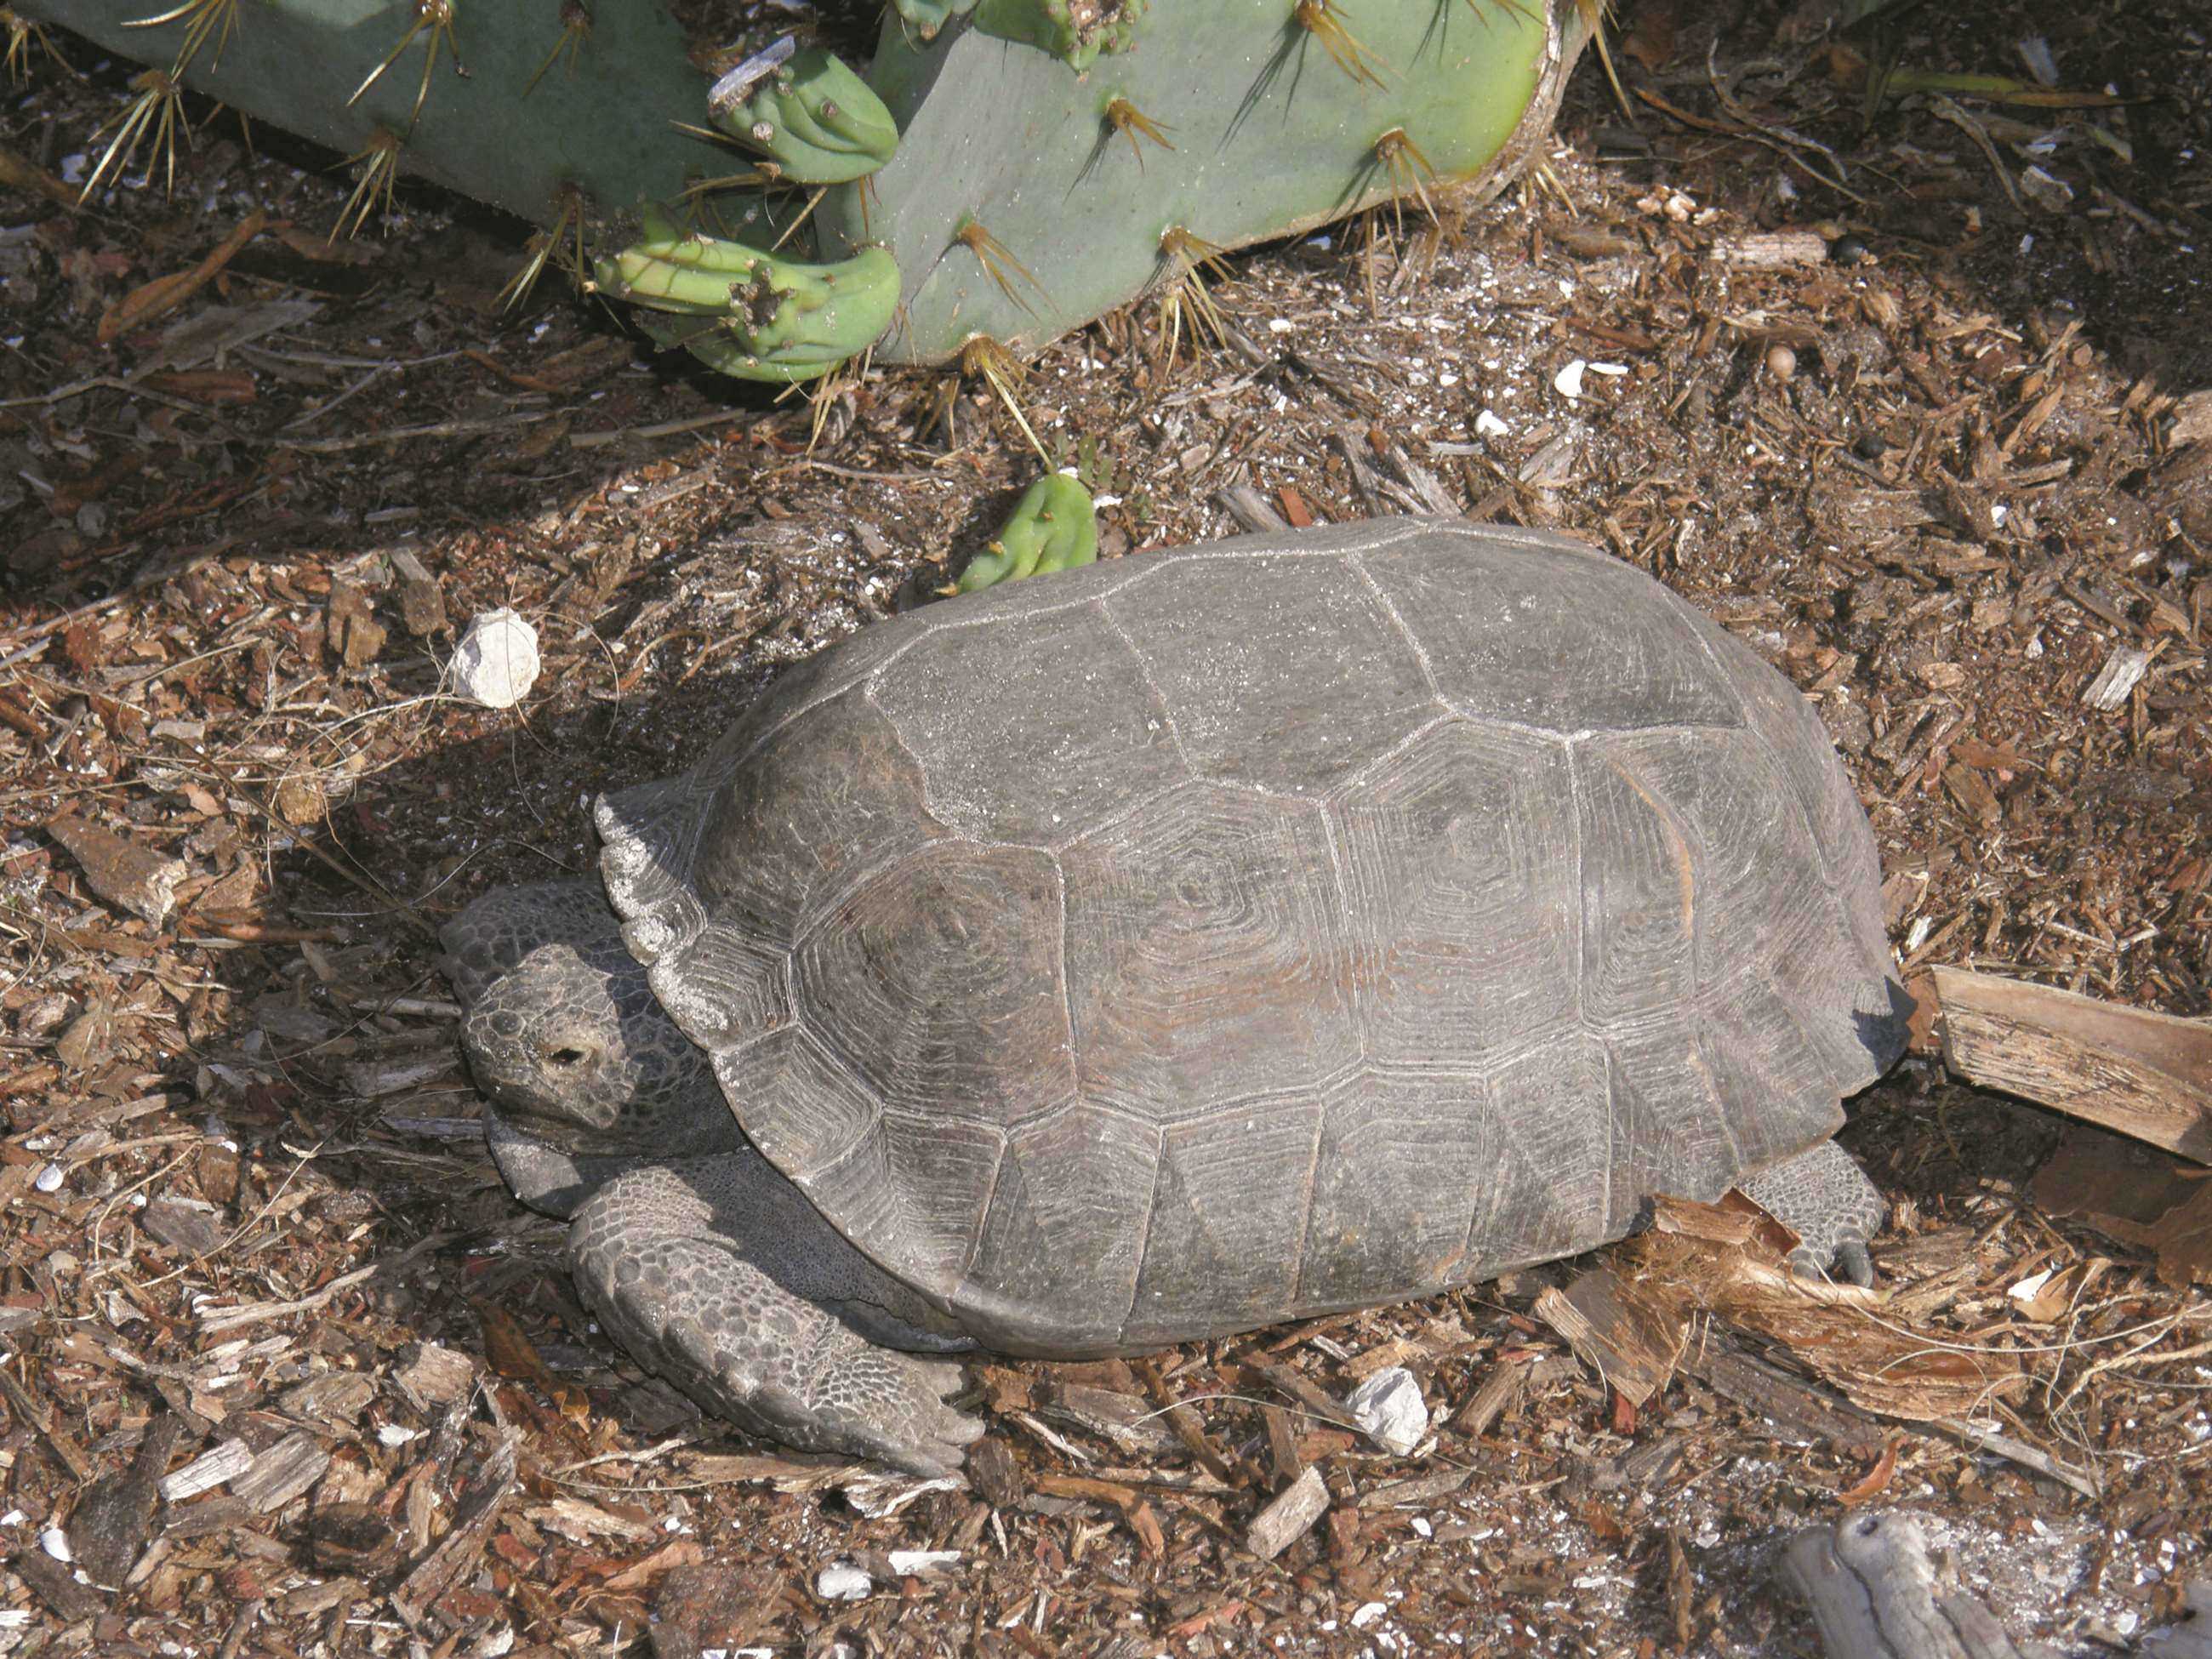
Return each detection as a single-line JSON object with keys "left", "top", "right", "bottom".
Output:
{"left": 443, "top": 517, "right": 1907, "bottom": 1475}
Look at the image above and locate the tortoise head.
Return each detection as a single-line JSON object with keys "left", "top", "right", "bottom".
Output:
{"left": 459, "top": 938, "right": 735, "bottom": 1162}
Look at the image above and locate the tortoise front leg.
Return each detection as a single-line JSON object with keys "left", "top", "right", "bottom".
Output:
{"left": 1737, "top": 1139, "right": 1889, "bottom": 1286}
{"left": 569, "top": 1153, "right": 983, "bottom": 1475}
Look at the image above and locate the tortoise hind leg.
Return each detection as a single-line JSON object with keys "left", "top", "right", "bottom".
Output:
{"left": 1738, "top": 1140, "right": 1888, "bottom": 1286}
{"left": 570, "top": 1153, "right": 983, "bottom": 1475}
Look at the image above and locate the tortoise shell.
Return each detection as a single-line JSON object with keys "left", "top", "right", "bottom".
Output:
{"left": 597, "top": 519, "right": 1903, "bottom": 1354}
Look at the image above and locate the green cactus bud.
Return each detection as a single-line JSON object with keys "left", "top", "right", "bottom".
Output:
{"left": 599, "top": 230, "right": 899, "bottom": 383}
{"left": 708, "top": 42, "right": 898, "bottom": 185}
{"left": 887, "top": 0, "right": 978, "bottom": 39}
{"left": 956, "top": 473, "right": 1097, "bottom": 591}
{"left": 972, "top": 0, "right": 1149, "bottom": 70}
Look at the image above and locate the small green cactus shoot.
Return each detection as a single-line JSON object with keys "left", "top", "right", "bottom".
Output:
{"left": 956, "top": 473, "right": 1097, "bottom": 591}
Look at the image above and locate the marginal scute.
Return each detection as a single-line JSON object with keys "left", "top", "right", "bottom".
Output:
{"left": 1061, "top": 782, "right": 1357, "bottom": 1122}
{"left": 596, "top": 775, "right": 710, "bottom": 966}
{"left": 1693, "top": 616, "right": 1903, "bottom": 1004}
{"left": 1124, "top": 1096, "right": 1322, "bottom": 1347}
{"left": 718, "top": 1027, "right": 881, "bottom": 1177}
{"left": 655, "top": 918, "right": 790, "bottom": 1052}
{"left": 1333, "top": 721, "right": 1577, "bottom": 1069}
{"left": 1298, "top": 1072, "right": 1491, "bottom": 1312}
{"left": 1103, "top": 554, "right": 1443, "bottom": 794}
{"left": 964, "top": 1103, "right": 1161, "bottom": 1353}
{"left": 796, "top": 840, "right": 1075, "bottom": 1129}
{"left": 1698, "top": 978, "right": 1844, "bottom": 1176}
{"left": 869, "top": 599, "right": 1185, "bottom": 845}
{"left": 1460, "top": 1034, "right": 1613, "bottom": 1278}
{"left": 1362, "top": 531, "right": 1744, "bottom": 732}
{"left": 794, "top": 1109, "right": 1005, "bottom": 1301}
{"left": 1599, "top": 1023, "right": 1740, "bottom": 1223}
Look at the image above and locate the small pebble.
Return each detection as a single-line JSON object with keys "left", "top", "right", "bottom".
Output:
{"left": 1828, "top": 232, "right": 1870, "bottom": 265}
{"left": 1765, "top": 344, "right": 1798, "bottom": 382}
{"left": 816, "top": 1564, "right": 872, "bottom": 1602}
{"left": 451, "top": 608, "right": 541, "bottom": 710}
{"left": 1854, "top": 432, "right": 1888, "bottom": 460}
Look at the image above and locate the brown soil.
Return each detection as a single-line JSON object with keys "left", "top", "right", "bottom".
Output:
{"left": 1, "top": 0, "right": 2207, "bottom": 1655}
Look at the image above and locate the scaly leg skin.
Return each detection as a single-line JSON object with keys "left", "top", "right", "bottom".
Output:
{"left": 1738, "top": 1139, "right": 1889, "bottom": 1287}
{"left": 571, "top": 1154, "right": 983, "bottom": 1476}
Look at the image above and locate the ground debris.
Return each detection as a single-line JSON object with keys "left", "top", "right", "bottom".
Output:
{"left": 46, "top": 816, "right": 187, "bottom": 928}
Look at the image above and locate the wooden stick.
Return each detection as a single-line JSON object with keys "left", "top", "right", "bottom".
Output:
{"left": 1929, "top": 968, "right": 2212, "bottom": 1164}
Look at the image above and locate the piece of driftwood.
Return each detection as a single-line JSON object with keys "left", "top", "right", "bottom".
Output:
{"left": 1928, "top": 968, "right": 2212, "bottom": 1163}
{"left": 1778, "top": 1511, "right": 2061, "bottom": 1659}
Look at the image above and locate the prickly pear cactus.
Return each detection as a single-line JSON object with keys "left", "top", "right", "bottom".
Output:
{"left": 31, "top": 0, "right": 1588, "bottom": 385}
{"left": 823, "top": 0, "right": 1584, "bottom": 365}
{"left": 24, "top": 0, "right": 725, "bottom": 225}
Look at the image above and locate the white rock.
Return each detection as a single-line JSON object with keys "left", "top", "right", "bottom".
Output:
{"left": 39, "top": 1527, "right": 71, "bottom": 1562}
{"left": 1352, "top": 1601, "right": 1388, "bottom": 1629}
{"left": 452, "top": 609, "right": 540, "bottom": 710}
{"left": 1554, "top": 359, "right": 1587, "bottom": 400}
{"left": 887, "top": 1549, "right": 961, "bottom": 1576}
{"left": 1475, "top": 409, "right": 1510, "bottom": 438}
{"left": 816, "top": 1563, "right": 873, "bottom": 1601}
{"left": 1347, "top": 1365, "right": 1428, "bottom": 1456}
